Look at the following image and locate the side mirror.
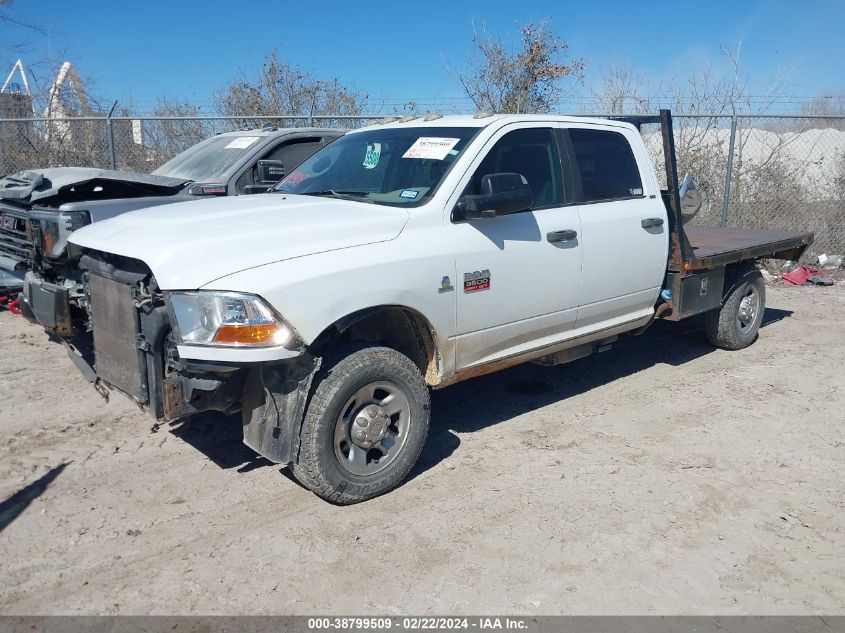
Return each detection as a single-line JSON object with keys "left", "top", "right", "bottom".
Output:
{"left": 257, "top": 159, "right": 285, "bottom": 184}
{"left": 453, "top": 173, "right": 533, "bottom": 221}
{"left": 240, "top": 184, "right": 272, "bottom": 195}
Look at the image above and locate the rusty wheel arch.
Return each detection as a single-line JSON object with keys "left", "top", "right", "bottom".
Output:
{"left": 310, "top": 306, "right": 442, "bottom": 387}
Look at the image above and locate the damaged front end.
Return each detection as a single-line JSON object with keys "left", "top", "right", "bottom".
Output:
{"left": 2, "top": 167, "right": 189, "bottom": 332}
{"left": 74, "top": 251, "right": 317, "bottom": 465}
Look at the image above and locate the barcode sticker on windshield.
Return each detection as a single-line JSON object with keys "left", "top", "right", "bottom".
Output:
{"left": 402, "top": 137, "right": 460, "bottom": 160}
{"left": 225, "top": 136, "right": 259, "bottom": 150}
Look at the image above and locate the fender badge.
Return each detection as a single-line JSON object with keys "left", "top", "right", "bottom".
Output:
{"left": 464, "top": 269, "right": 491, "bottom": 293}
{"left": 439, "top": 276, "right": 454, "bottom": 293}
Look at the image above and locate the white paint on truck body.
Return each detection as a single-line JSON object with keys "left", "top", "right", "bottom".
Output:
{"left": 69, "top": 114, "right": 669, "bottom": 377}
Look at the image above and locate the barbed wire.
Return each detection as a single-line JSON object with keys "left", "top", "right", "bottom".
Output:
{"left": 95, "top": 95, "right": 845, "bottom": 116}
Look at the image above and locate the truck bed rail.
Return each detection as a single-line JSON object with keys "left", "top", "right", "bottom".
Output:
{"left": 683, "top": 225, "right": 813, "bottom": 270}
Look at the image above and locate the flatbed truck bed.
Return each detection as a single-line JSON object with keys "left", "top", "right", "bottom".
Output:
{"left": 683, "top": 225, "right": 813, "bottom": 270}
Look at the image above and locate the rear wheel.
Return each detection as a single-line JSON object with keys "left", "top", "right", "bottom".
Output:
{"left": 292, "top": 346, "right": 430, "bottom": 504}
{"left": 704, "top": 268, "right": 766, "bottom": 350}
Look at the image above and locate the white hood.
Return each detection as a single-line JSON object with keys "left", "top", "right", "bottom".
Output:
{"left": 69, "top": 193, "right": 409, "bottom": 289}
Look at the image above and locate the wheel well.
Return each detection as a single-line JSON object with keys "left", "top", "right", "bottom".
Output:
{"left": 311, "top": 307, "right": 441, "bottom": 386}
{"left": 723, "top": 261, "right": 761, "bottom": 299}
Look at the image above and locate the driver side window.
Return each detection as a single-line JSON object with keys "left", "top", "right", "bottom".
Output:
{"left": 466, "top": 128, "right": 563, "bottom": 208}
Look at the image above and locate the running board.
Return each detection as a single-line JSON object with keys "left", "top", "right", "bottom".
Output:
{"left": 531, "top": 336, "right": 617, "bottom": 367}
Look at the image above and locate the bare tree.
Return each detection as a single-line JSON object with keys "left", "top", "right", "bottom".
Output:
{"left": 111, "top": 97, "right": 214, "bottom": 172}
{"left": 586, "top": 63, "right": 650, "bottom": 115}
{"left": 449, "top": 21, "right": 585, "bottom": 114}
{"left": 799, "top": 95, "right": 845, "bottom": 131}
{"left": 214, "top": 51, "right": 368, "bottom": 127}
{"left": 603, "top": 42, "right": 811, "bottom": 231}
{"left": 0, "top": 0, "right": 45, "bottom": 54}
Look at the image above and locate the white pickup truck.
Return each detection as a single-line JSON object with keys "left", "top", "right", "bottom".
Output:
{"left": 60, "top": 110, "right": 812, "bottom": 503}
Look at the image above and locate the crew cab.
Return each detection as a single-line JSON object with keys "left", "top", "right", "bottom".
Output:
{"left": 57, "top": 110, "right": 812, "bottom": 503}
{"left": 0, "top": 126, "right": 341, "bottom": 327}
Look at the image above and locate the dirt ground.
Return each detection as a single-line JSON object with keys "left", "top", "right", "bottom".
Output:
{"left": 0, "top": 282, "right": 843, "bottom": 615}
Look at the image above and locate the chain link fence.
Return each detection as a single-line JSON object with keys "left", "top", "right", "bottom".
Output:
{"left": 0, "top": 115, "right": 380, "bottom": 176}
{"left": 643, "top": 114, "right": 845, "bottom": 259}
{"left": 1, "top": 112, "right": 843, "bottom": 257}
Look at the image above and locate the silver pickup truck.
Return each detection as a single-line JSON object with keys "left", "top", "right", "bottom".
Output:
{"left": 0, "top": 126, "right": 341, "bottom": 328}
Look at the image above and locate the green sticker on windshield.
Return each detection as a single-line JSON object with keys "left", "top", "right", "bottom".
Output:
{"left": 363, "top": 143, "right": 382, "bottom": 169}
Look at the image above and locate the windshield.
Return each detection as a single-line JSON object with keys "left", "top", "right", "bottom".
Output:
{"left": 274, "top": 127, "right": 479, "bottom": 206}
{"left": 152, "top": 134, "right": 266, "bottom": 182}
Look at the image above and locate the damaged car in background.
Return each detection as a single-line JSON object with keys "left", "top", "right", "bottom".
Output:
{"left": 0, "top": 126, "right": 342, "bottom": 324}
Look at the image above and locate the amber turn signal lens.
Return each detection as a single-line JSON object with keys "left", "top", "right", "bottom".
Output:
{"left": 212, "top": 323, "right": 281, "bottom": 345}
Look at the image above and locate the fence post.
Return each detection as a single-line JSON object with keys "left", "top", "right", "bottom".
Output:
{"left": 720, "top": 115, "right": 737, "bottom": 227}
{"left": 106, "top": 100, "right": 117, "bottom": 170}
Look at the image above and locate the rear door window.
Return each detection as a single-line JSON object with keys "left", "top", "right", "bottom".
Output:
{"left": 568, "top": 129, "right": 643, "bottom": 203}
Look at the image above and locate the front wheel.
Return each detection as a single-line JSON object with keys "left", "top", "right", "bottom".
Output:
{"left": 704, "top": 268, "right": 766, "bottom": 350}
{"left": 292, "top": 346, "right": 430, "bottom": 504}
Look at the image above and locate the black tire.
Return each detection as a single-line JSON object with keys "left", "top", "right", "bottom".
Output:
{"left": 292, "top": 345, "right": 430, "bottom": 504}
{"left": 704, "top": 268, "right": 766, "bottom": 350}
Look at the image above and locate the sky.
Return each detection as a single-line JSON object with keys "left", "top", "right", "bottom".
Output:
{"left": 1, "top": 0, "right": 844, "bottom": 114}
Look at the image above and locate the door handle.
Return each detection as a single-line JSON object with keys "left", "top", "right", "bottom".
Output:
{"left": 547, "top": 229, "right": 578, "bottom": 243}
{"left": 641, "top": 217, "right": 664, "bottom": 229}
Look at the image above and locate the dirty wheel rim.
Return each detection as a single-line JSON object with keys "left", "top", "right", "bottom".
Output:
{"left": 333, "top": 381, "right": 411, "bottom": 476}
{"left": 737, "top": 285, "right": 760, "bottom": 334}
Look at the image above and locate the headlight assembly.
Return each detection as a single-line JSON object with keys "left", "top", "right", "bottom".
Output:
{"left": 34, "top": 211, "right": 90, "bottom": 259}
{"left": 167, "top": 292, "right": 300, "bottom": 349}
{"left": 39, "top": 218, "right": 60, "bottom": 257}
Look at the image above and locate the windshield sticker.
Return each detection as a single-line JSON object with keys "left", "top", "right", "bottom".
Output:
{"left": 399, "top": 189, "right": 419, "bottom": 199}
{"left": 284, "top": 171, "right": 307, "bottom": 186}
{"left": 402, "top": 137, "right": 460, "bottom": 160}
{"left": 224, "top": 136, "right": 260, "bottom": 150}
{"left": 363, "top": 142, "right": 382, "bottom": 169}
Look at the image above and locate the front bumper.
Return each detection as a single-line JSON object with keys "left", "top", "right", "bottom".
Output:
{"left": 176, "top": 342, "right": 302, "bottom": 363}
{"left": 21, "top": 272, "right": 74, "bottom": 335}
{"left": 80, "top": 267, "right": 246, "bottom": 420}
{"left": 70, "top": 255, "right": 318, "bottom": 465}
{"left": 0, "top": 260, "right": 25, "bottom": 290}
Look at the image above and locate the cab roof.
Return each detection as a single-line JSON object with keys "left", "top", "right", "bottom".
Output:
{"left": 348, "top": 113, "right": 635, "bottom": 132}
{"left": 215, "top": 127, "right": 343, "bottom": 138}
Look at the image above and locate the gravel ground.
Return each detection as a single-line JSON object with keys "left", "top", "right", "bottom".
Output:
{"left": 0, "top": 283, "right": 843, "bottom": 615}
